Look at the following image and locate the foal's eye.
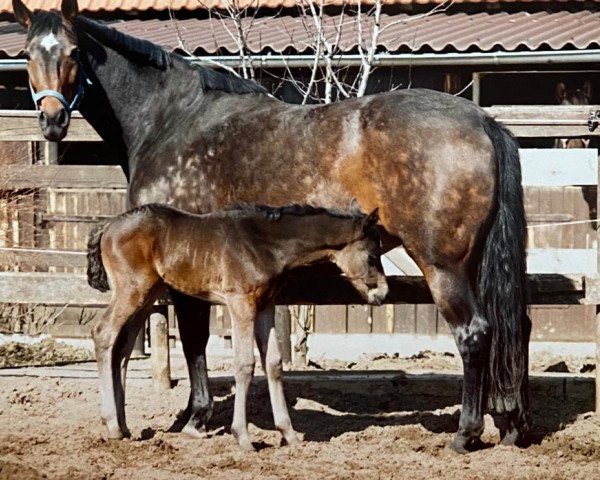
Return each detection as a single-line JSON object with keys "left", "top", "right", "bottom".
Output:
{"left": 69, "top": 48, "right": 80, "bottom": 61}
{"left": 22, "top": 50, "right": 30, "bottom": 60}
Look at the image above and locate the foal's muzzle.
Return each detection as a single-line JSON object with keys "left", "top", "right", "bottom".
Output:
{"left": 367, "top": 281, "right": 389, "bottom": 306}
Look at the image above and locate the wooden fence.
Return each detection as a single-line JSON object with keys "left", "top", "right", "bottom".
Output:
{"left": 1, "top": 107, "right": 600, "bottom": 410}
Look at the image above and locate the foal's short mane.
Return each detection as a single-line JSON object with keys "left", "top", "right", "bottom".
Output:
{"left": 72, "top": 16, "right": 266, "bottom": 95}
{"left": 226, "top": 203, "right": 365, "bottom": 222}
{"left": 120, "top": 203, "right": 363, "bottom": 224}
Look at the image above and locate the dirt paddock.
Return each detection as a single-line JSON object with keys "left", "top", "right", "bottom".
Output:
{"left": 0, "top": 344, "right": 599, "bottom": 479}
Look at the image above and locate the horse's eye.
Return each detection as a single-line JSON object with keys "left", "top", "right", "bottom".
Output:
{"left": 368, "top": 254, "right": 379, "bottom": 266}
{"left": 22, "top": 50, "right": 30, "bottom": 60}
{"left": 70, "top": 49, "right": 80, "bottom": 61}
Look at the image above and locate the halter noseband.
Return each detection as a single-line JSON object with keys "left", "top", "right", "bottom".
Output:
{"left": 29, "top": 64, "right": 91, "bottom": 114}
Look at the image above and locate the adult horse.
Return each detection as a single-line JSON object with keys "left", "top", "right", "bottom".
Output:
{"left": 13, "top": 0, "right": 530, "bottom": 452}
{"left": 555, "top": 81, "right": 593, "bottom": 148}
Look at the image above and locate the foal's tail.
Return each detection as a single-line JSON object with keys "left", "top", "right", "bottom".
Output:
{"left": 480, "top": 117, "right": 530, "bottom": 424}
{"left": 87, "top": 220, "right": 111, "bottom": 292}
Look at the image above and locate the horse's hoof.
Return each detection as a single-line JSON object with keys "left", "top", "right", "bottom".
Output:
{"left": 181, "top": 424, "right": 208, "bottom": 439}
{"left": 500, "top": 428, "right": 521, "bottom": 447}
{"left": 106, "top": 430, "right": 124, "bottom": 440}
{"left": 450, "top": 435, "right": 485, "bottom": 454}
{"left": 282, "top": 433, "right": 301, "bottom": 447}
{"left": 235, "top": 436, "right": 256, "bottom": 452}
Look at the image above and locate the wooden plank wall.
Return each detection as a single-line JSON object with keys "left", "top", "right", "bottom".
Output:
{"left": 0, "top": 108, "right": 599, "bottom": 341}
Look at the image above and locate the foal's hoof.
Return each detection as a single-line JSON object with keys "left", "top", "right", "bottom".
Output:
{"left": 450, "top": 435, "right": 485, "bottom": 454}
{"left": 181, "top": 424, "right": 208, "bottom": 439}
{"left": 282, "top": 433, "right": 301, "bottom": 447}
{"left": 238, "top": 438, "right": 256, "bottom": 452}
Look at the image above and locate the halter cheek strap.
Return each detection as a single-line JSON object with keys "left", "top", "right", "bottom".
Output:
{"left": 29, "top": 64, "right": 92, "bottom": 114}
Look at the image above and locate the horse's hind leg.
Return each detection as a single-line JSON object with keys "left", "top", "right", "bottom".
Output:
{"left": 92, "top": 274, "right": 159, "bottom": 439}
{"left": 93, "top": 295, "right": 152, "bottom": 439}
{"left": 423, "top": 266, "right": 490, "bottom": 453}
{"left": 254, "top": 305, "right": 299, "bottom": 447}
{"left": 169, "top": 289, "right": 213, "bottom": 438}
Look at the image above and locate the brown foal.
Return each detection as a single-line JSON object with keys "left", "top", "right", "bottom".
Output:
{"left": 87, "top": 203, "right": 388, "bottom": 450}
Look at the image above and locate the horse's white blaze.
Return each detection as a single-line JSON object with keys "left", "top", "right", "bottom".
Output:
{"left": 39, "top": 33, "right": 60, "bottom": 51}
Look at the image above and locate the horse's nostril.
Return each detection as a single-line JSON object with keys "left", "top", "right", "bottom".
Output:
{"left": 57, "top": 109, "right": 67, "bottom": 127}
{"left": 38, "top": 110, "right": 46, "bottom": 124}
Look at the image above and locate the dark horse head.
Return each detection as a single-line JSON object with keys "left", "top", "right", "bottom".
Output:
{"left": 555, "top": 81, "right": 593, "bottom": 148}
{"left": 13, "top": 0, "right": 81, "bottom": 141}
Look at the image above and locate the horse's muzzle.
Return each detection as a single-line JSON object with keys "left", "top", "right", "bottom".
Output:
{"left": 39, "top": 107, "right": 70, "bottom": 142}
{"left": 367, "top": 282, "right": 389, "bottom": 306}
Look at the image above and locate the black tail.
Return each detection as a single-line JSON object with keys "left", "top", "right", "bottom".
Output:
{"left": 87, "top": 221, "right": 110, "bottom": 292}
{"left": 480, "top": 117, "right": 530, "bottom": 424}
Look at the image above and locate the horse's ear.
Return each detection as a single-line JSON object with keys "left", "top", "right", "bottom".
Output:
{"left": 12, "top": 0, "right": 33, "bottom": 28}
{"left": 555, "top": 82, "right": 567, "bottom": 103}
{"left": 365, "top": 208, "right": 379, "bottom": 228}
{"left": 349, "top": 198, "right": 363, "bottom": 215}
{"left": 61, "top": 0, "right": 78, "bottom": 22}
{"left": 583, "top": 81, "right": 593, "bottom": 102}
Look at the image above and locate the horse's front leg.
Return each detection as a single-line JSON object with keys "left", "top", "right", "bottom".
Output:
{"left": 254, "top": 305, "right": 299, "bottom": 447}
{"left": 169, "top": 289, "right": 213, "bottom": 438}
{"left": 228, "top": 297, "right": 257, "bottom": 451}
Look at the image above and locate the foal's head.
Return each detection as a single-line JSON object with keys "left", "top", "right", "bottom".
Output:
{"left": 331, "top": 209, "right": 389, "bottom": 306}
{"left": 13, "top": 0, "right": 81, "bottom": 141}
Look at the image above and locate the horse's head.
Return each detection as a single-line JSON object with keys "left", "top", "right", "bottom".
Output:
{"left": 13, "top": 0, "right": 82, "bottom": 141}
{"left": 556, "top": 81, "right": 593, "bottom": 148}
{"left": 332, "top": 208, "right": 389, "bottom": 306}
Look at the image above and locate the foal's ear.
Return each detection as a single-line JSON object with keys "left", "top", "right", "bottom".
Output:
{"left": 61, "top": 0, "right": 79, "bottom": 22}
{"left": 349, "top": 198, "right": 363, "bottom": 215}
{"left": 364, "top": 208, "right": 379, "bottom": 228}
{"left": 12, "top": 0, "right": 33, "bottom": 28}
{"left": 555, "top": 82, "right": 567, "bottom": 103}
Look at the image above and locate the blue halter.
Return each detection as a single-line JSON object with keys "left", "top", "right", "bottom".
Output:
{"left": 29, "top": 64, "right": 91, "bottom": 113}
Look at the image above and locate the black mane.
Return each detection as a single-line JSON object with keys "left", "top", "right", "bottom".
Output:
{"left": 226, "top": 203, "right": 364, "bottom": 222}
{"left": 28, "top": 11, "right": 70, "bottom": 40}
{"left": 73, "top": 16, "right": 267, "bottom": 95}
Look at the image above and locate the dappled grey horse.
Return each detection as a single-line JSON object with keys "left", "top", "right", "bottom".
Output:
{"left": 15, "top": 0, "right": 530, "bottom": 452}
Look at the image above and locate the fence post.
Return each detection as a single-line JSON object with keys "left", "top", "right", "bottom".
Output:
{"left": 150, "top": 306, "right": 171, "bottom": 391}
{"left": 596, "top": 164, "right": 600, "bottom": 412}
{"left": 43, "top": 142, "right": 58, "bottom": 165}
{"left": 275, "top": 306, "right": 292, "bottom": 365}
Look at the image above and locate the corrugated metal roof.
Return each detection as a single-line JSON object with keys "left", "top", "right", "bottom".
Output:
{"left": 1, "top": 0, "right": 597, "bottom": 13}
{"left": 1, "top": 11, "right": 599, "bottom": 58}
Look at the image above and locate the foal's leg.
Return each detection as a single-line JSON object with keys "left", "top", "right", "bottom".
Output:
{"left": 93, "top": 298, "right": 148, "bottom": 438}
{"left": 423, "top": 266, "right": 490, "bottom": 453}
{"left": 254, "top": 305, "right": 299, "bottom": 447}
{"left": 169, "top": 289, "right": 213, "bottom": 438}
{"left": 112, "top": 293, "right": 163, "bottom": 422}
{"left": 228, "top": 298, "right": 257, "bottom": 451}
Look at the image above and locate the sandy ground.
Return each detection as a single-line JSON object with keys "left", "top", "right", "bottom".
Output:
{"left": 0, "top": 341, "right": 599, "bottom": 479}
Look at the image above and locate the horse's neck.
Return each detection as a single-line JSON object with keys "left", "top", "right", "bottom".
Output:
{"left": 78, "top": 40, "right": 204, "bottom": 174}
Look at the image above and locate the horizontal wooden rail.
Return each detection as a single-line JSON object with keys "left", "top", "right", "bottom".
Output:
{"left": 1, "top": 165, "right": 127, "bottom": 190}
{"left": 0, "top": 111, "right": 100, "bottom": 142}
{"left": 0, "top": 271, "right": 593, "bottom": 307}
{"left": 486, "top": 105, "right": 600, "bottom": 138}
{"left": 0, "top": 106, "right": 600, "bottom": 142}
